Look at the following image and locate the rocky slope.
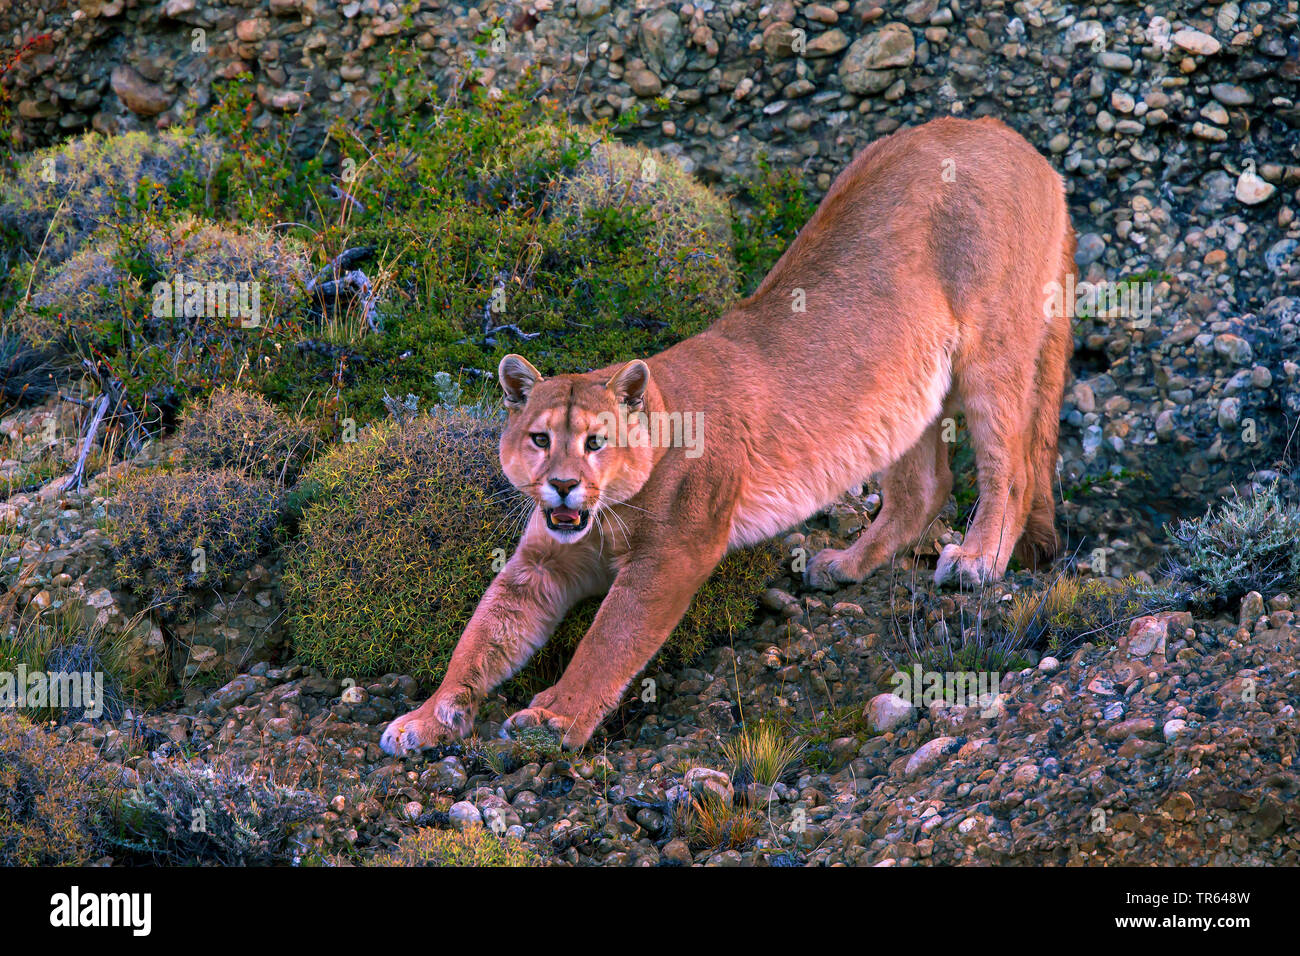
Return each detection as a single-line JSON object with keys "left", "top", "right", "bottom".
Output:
{"left": 5, "top": 0, "right": 1298, "bottom": 563}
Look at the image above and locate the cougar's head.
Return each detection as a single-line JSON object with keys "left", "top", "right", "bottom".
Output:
{"left": 497, "top": 354, "right": 656, "bottom": 544}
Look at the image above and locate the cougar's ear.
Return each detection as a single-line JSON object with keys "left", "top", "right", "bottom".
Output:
{"left": 499, "top": 354, "right": 541, "bottom": 411}
{"left": 605, "top": 359, "right": 650, "bottom": 410}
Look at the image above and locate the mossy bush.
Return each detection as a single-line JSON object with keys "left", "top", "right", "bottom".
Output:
{"left": 0, "top": 128, "right": 220, "bottom": 265}
{"left": 107, "top": 468, "right": 286, "bottom": 622}
{"left": 283, "top": 412, "right": 516, "bottom": 684}
{"left": 553, "top": 138, "right": 735, "bottom": 301}
{"left": 18, "top": 214, "right": 311, "bottom": 424}
{"left": 0, "top": 712, "right": 111, "bottom": 865}
{"left": 371, "top": 827, "right": 545, "bottom": 867}
{"left": 284, "top": 410, "right": 781, "bottom": 691}
{"left": 1165, "top": 484, "right": 1300, "bottom": 606}
{"left": 179, "top": 386, "right": 317, "bottom": 485}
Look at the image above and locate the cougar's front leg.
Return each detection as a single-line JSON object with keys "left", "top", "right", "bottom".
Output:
{"left": 503, "top": 539, "right": 726, "bottom": 750}
{"left": 381, "top": 518, "right": 604, "bottom": 755}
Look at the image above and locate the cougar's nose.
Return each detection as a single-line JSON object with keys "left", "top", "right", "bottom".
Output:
{"left": 549, "top": 477, "right": 580, "bottom": 500}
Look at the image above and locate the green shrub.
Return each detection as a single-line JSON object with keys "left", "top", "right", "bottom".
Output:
{"left": 259, "top": 54, "right": 739, "bottom": 424}
{"left": 106, "top": 468, "right": 286, "bottom": 622}
{"left": 284, "top": 410, "right": 781, "bottom": 691}
{"left": 179, "top": 386, "right": 317, "bottom": 484}
{"left": 0, "top": 712, "right": 111, "bottom": 865}
{"left": 19, "top": 214, "right": 310, "bottom": 345}
{"left": 0, "top": 128, "right": 220, "bottom": 264}
{"left": 1165, "top": 484, "right": 1300, "bottom": 605}
{"left": 107, "top": 754, "right": 323, "bottom": 865}
{"left": 553, "top": 138, "right": 735, "bottom": 303}
{"left": 198, "top": 75, "right": 327, "bottom": 227}
{"left": 370, "top": 827, "right": 545, "bottom": 867}
{"left": 728, "top": 155, "right": 816, "bottom": 297}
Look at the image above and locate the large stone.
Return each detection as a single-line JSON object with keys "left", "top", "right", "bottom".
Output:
{"left": 684, "top": 767, "right": 734, "bottom": 803}
{"left": 627, "top": 68, "right": 663, "bottom": 97}
{"left": 448, "top": 801, "right": 483, "bottom": 830}
{"left": 639, "top": 8, "right": 687, "bottom": 80}
{"left": 1236, "top": 168, "right": 1277, "bottom": 205}
{"left": 839, "top": 23, "right": 915, "bottom": 94}
{"left": 904, "top": 736, "right": 956, "bottom": 778}
{"left": 762, "top": 21, "right": 799, "bottom": 59}
{"left": 805, "top": 28, "right": 849, "bottom": 58}
{"left": 110, "top": 65, "right": 171, "bottom": 116}
{"left": 866, "top": 692, "right": 915, "bottom": 733}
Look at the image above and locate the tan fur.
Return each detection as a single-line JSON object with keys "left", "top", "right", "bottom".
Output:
{"left": 382, "top": 117, "right": 1075, "bottom": 754}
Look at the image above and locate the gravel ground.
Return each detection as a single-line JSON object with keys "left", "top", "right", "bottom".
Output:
{"left": 53, "top": 550, "right": 1299, "bottom": 866}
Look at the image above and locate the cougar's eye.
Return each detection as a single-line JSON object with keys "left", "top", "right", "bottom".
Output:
{"left": 530, "top": 433, "right": 550, "bottom": 449}
{"left": 586, "top": 434, "right": 606, "bottom": 452}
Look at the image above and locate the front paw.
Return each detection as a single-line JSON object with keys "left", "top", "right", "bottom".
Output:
{"left": 804, "top": 547, "right": 859, "bottom": 591}
{"left": 502, "top": 703, "right": 599, "bottom": 751}
{"left": 380, "top": 693, "right": 474, "bottom": 756}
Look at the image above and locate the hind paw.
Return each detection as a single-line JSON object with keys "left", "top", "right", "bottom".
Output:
{"left": 934, "top": 544, "right": 1000, "bottom": 589}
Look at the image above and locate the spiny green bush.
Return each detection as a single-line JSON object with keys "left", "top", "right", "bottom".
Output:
{"left": 554, "top": 138, "right": 735, "bottom": 304}
{"left": 370, "top": 826, "right": 545, "bottom": 867}
{"left": 283, "top": 412, "right": 516, "bottom": 684}
{"left": 107, "top": 755, "right": 323, "bottom": 866}
{"left": 0, "top": 712, "right": 111, "bottom": 865}
{"left": 0, "top": 128, "right": 220, "bottom": 264}
{"left": 107, "top": 468, "right": 286, "bottom": 622}
{"left": 284, "top": 410, "right": 781, "bottom": 691}
{"left": 178, "top": 386, "right": 317, "bottom": 485}
{"left": 1165, "top": 484, "right": 1300, "bottom": 606}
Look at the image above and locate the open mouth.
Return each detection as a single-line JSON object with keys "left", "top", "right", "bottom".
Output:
{"left": 544, "top": 506, "right": 591, "bottom": 534}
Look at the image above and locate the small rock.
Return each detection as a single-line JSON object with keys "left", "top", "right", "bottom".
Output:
{"left": 1172, "top": 29, "right": 1221, "bottom": 56}
{"left": 1238, "top": 591, "right": 1265, "bottom": 626}
{"left": 684, "top": 767, "right": 734, "bottom": 804}
{"left": 1236, "top": 169, "right": 1277, "bottom": 205}
{"left": 448, "top": 801, "right": 483, "bottom": 830}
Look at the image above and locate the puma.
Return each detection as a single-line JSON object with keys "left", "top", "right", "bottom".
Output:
{"left": 381, "top": 116, "right": 1075, "bottom": 753}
